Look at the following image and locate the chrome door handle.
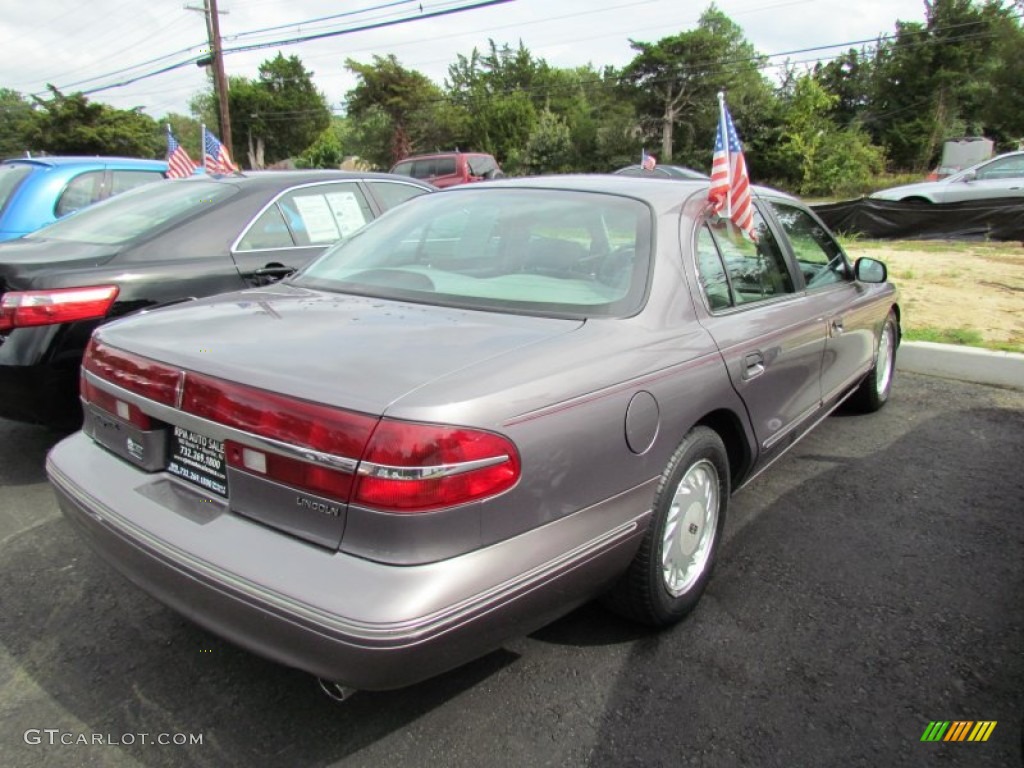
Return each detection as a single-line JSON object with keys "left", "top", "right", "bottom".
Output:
{"left": 831, "top": 318, "right": 844, "bottom": 335}
{"left": 743, "top": 351, "right": 765, "bottom": 379}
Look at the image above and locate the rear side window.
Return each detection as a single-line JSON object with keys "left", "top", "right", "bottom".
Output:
{"left": 391, "top": 161, "right": 414, "bottom": 177}
{"left": 237, "top": 183, "right": 374, "bottom": 251}
{"left": 0, "top": 164, "right": 32, "bottom": 214}
{"left": 236, "top": 205, "right": 294, "bottom": 250}
{"left": 56, "top": 171, "right": 105, "bottom": 217}
{"left": 433, "top": 157, "right": 457, "bottom": 176}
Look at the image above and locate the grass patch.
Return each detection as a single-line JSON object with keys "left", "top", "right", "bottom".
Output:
{"left": 905, "top": 327, "right": 984, "bottom": 346}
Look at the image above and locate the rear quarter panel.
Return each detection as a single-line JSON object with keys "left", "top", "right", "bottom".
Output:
{"left": 380, "top": 204, "right": 755, "bottom": 551}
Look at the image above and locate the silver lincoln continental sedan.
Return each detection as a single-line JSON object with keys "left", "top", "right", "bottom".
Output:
{"left": 46, "top": 176, "right": 900, "bottom": 694}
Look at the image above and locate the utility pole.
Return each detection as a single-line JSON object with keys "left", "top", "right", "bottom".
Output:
{"left": 186, "top": 0, "right": 232, "bottom": 150}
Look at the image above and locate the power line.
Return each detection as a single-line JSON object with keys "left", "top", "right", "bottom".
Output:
{"left": 225, "top": 0, "right": 422, "bottom": 41}
{"left": 53, "top": 0, "right": 513, "bottom": 99}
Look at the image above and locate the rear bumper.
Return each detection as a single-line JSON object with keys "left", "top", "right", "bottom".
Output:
{"left": 0, "top": 357, "right": 80, "bottom": 427}
{"left": 0, "top": 324, "right": 86, "bottom": 427}
{"left": 47, "top": 432, "right": 652, "bottom": 690}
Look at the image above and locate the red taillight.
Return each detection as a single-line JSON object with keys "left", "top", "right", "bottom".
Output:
{"left": 80, "top": 340, "right": 520, "bottom": 512}
{"left": 83, "top": 338, "right": 180, "bottom": 406}
{"left": 0, "top": 285, "right": 118, "bottom": 332}
{"left": 353, "top": 420, "right": 520, "bottom": 512}
{"left": 225, "top": 440, "right": 356, "bottom": 501}
{"left": 181, "top": 373, "right": 377, "bottom": 457}
{"left": 81, "top": 375, "right": 153, "bottom": 429}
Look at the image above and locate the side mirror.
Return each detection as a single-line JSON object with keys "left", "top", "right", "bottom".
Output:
{"left": 855, "top": 257, "right": 887, "bottom": 284}
{"left": 960, "top": 170, "right": 977, "bottom": 183}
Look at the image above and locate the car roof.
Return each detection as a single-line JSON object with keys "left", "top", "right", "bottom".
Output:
{"left": 445, "top": 173, "right": 794, "bottom": 205}
{"left": 394, "top": 152, "right": 492, "bottom": 161}
{"left": 186, "top": 170, "right": 434, "bottom": 189}
{"left": 1, "top": 156, "right": 167, "bottom": 169}
{"left": 613, "top": 164, "right": 709, "bottom": 179}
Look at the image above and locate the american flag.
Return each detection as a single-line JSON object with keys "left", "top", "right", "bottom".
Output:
{"left": 641, "top": 148, "right": 657, "bottom": 171}
{"left": 165, "top": 128, "right": 197, "bottom": 179}
{"left": 708, "top": 94, "right": 755, "bottom": 240}
{"left": 204, "top": 129, "right": 238, "bottom": 175}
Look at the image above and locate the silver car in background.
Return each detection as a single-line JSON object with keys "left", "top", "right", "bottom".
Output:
{"left": 47, "top": 176, "right": 900, "bottom": 693}
{"left": 870, "top": 150, "right": 1024, "bottom": 202}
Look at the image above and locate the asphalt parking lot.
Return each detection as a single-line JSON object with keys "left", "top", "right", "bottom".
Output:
{"left": 1, "top": 371, "right": 1021, "bottom": 768}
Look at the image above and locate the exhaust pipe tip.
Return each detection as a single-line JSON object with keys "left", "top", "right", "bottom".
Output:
{"left": 318, "top": 678, "right": 358, "bottom": 703}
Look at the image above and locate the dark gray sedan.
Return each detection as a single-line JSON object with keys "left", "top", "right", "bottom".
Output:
{"left": 46, "top": 176, "right": 899, "bottom": 695}
{"left": 0, "top": 170, "right": 432, "bottom": 427}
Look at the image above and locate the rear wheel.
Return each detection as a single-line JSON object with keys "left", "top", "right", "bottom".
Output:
{"left": 851, "top": 311, "right": 897, "bottom": 413}
{"left": 605, "top": 426, "right": 729, "bottom": 626}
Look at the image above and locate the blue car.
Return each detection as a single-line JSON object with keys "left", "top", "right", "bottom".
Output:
{"left": 0, "top": 156, "right": 168, "bottom": 241}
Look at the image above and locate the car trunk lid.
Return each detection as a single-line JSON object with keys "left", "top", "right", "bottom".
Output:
{"left": 85, "top": 285, "right": 582, "bottom": 550}
{"left": 95, "top": 283, "right": 583, "bottom": 415}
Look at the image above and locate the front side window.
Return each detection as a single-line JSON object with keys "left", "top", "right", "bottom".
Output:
{"left": 975, "top": 154, "right": 1024, "bottom": 180}
{"left": 434, "top": 157, "right": 457, "bottom": 176}
{"left": 55, "top": 171, "right": 105, "bottom": 217}
{"left": 412, "top": 159, "right": 437, "bottom": 179}
{"left": 769, "top": 202, "right": 848, "bottom": 289}
{"left": 695, "top": 210, "right": 795, "bottom": 309}
{"left": 28, "top": 180, "right": 237, "bottom": 245}
{"left": 294, "top": 188, "right": 652, "bottom": 319}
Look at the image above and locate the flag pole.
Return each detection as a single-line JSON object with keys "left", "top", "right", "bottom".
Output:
{"left": 716, "top": 91, "right": 730, "bottom": 218}
{"left": 201, "top": 124, "right": 207, "bottom": 174}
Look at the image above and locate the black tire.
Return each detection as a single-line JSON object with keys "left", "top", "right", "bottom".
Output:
{"left": 850, "top": 310, "right": 898, "bottom": 413}
{"left": 604, "top": 426, "right": 729, "bottom": 627}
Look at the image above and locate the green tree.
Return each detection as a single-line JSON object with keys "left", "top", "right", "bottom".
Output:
{"left": 869, "top": 0, "right": 1019, "bottom": 170}
{"left": 229, "top": 54, "right": 331, "bottom": 168}
{"left": 979, "top": 6, "right": 1024, "bottom": 147}
{"left": 27, "top": 86, "right": 161, "bottom": 157}
{"left": 777, "top": 75, "right": 884, "bottom": 196}
{"left": 813, "top": 49, "right": 876, "bottom": 129}
{"left": 0, "top": 89, "right": 36, "bottom": 156}
{"left": 445, "top": 41, "right": 541, "bottom": 167}
{"left": 295, "top": 118, "right": 347, "bottom": 169}
{"left": 345, "top": 55, "right": 444, "bottom": 164}
{"left": 522, "top": 109, "right": 574, "bottom": 174}
{"left": 621, "top": 5, "right": 772, "bottom": 165}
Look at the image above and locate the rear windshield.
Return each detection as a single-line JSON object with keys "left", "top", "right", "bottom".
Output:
{"left": 25, "top": 180, "right": 237, "bottom": 245}
{"left": 0, "top": 164, "right": 33, "bottom": 214}
{"left": 293, "top": 188, "right": 652, "bottom": 319}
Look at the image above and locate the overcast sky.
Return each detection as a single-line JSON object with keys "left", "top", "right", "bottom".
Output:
{"left": 2, "top": 0, "right": 930, "bottom": 120}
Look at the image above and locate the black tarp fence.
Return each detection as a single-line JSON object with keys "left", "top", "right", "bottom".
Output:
{"left": 811, "top": 197, "right": 1024, "bottom": 242}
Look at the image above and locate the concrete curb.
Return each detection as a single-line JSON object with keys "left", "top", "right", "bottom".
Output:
{"left": 896, "top": 341, "right": 1024, "bottom": 390}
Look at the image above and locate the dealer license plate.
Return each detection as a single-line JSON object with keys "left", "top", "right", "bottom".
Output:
{"left": 167, "top": 425, "right": 228, "bottom": 497}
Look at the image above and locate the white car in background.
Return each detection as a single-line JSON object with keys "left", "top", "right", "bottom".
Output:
{"left": 870, "top": 150, "right": 1024, "bottom": 203}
